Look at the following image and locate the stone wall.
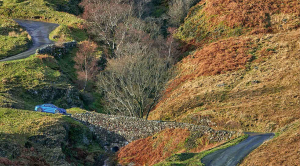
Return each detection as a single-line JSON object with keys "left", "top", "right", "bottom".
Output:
{"left": 72, "top": 112, "right": 235, "bottom": 151}
{"left": 36, "top": 41, "right": 77, "bottom": 58}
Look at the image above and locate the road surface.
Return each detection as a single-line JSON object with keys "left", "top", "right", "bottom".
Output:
{"left": 202, "top": 132, "right": 274, "bottom": 166}
{"left": 0, "top": 19, "right": 59, "bottom": 62}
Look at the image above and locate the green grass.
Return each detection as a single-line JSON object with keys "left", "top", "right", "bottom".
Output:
{"left": 0, "top": 0, "right": 84, "bottom": 25}
{"left": 0, "top": 0, "right": 87, "bottom": 43}
{"left": 49, "top": 24, "right": 88, "bottom": 42}
{"left": 155, "top": 134, "right": 248, "bottom": 166}
{"left": 0, "top": 107, "right": 61, "bottom": 144}
{"left": 0, "top": 54, "right": 77, "bottom": 109}
{"left": 174, "top": 3, "right": 247, "bottom": 45}
{"left": 67, "top": 107, "right": 87, "bottom": 114}
{"left": 0, "top": 107, "right": 104, "bottom": 164}
{"left": 0, "top": 16, "right": 31, "bottom": 59}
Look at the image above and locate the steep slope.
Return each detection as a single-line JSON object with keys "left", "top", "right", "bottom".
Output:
{"left": 150, "top": 29, "right": 300, "bottom": 132}
{"left": 149, "top": 0, "right": 300, "bottom": 133}
{"left": 148, "top": 0, "right": 300, "bottom": 165}
{"left": 0, "top": 0, "right": 89, "bottom": 109}
{"left": 175, "top": 0, "right": 300, "bottom": 46}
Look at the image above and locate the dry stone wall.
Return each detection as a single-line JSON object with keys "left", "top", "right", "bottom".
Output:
{"left": 36, "top": 41, "right": 77, "bottom": 58}
{"left": 72, "top": 112, "right": 235, "bottom": 151}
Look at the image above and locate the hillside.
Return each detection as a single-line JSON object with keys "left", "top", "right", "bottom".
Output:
{"left": 147, "top": 0, "right": 300, "bottom": 165}
{"left": 0, "top": 0, "right": 299, "bottom": 165}
{"left": 0, "top": 108, "right": 109, "bottom": 165}
{"left": 149, "top": 0, "right": 300, "bottom": 132}
{"left": 0, "top": 0, "right": 90, "bottom": 109}
{"left": 0, "top": 54, "right": 82, "bottom": 109}
{"left": 150, "top": 29, "right": 300, "bottom": 132}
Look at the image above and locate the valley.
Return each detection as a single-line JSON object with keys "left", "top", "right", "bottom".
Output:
{"left": 0, "top": 0, "right": 299, "bottom": 165}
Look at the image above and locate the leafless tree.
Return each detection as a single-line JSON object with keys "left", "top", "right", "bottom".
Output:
{"left": 98, "top": 42, "right": 172, "bottom": 119}
{"left": 80, "top": 0, "right": 134, "bottom": 54}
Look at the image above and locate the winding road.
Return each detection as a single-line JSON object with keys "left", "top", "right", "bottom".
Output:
{"left": 0, "top": 19, "right": 59, "bottom": 62}
{"left": 202, "top": 132, "right": 274, "bottom": 166}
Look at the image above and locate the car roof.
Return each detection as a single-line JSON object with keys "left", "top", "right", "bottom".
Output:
{"left": 43, "top": 104, "right": 56, "bottom": 107}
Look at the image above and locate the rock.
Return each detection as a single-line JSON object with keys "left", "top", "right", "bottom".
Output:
{"left": 26, "top": 85, "right": 82, "bottom": 108}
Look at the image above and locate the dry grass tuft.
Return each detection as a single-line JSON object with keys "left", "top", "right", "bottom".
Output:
{"left": 118, "top": 128, "right": 190, "bottom": 165}
{"left": 175, "top": 0, "right": 300, "bottom": 46}
{"left": 202, "top": 0, "right": 300, "bottom": 29}
{"left": 117, "top": 128, "right": 229, "bottom": 165}
{"left": 165, "top": 37, "right": 253, "bottom": 100}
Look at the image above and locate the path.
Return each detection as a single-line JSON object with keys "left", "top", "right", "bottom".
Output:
{"left": 0, "top": 19, "right": 58, "bottom": 62}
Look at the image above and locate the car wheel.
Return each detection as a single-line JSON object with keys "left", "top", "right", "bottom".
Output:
{"left": 55, "top": 110, "right": 59, "bottom": 114}
{"left": 37, "top": 108, "right": 43, "bottom": 112}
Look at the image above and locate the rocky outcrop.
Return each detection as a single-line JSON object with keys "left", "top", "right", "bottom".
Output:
{"left": 0, "top": 120, "right": 110, "bottom": 166}
{"left": 36, "top": 41, "right": 77, "bottom": 58}
{"left": 0, "top": 124, "right": 70, "bottom": 166}
{"left": 26, "top": 85, "right": 82, "bottom": 108}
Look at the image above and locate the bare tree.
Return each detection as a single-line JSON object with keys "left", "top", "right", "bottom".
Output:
{"left": 80, "top": 0, "right": 134, "bottom": 54}
{"left": 98, "top": 42, "right": 172, "bottom": 119}
{"left": 74, "top": 41, "right": 99, "bottom": 90}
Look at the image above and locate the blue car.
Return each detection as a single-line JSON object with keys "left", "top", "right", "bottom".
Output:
{"left": 35, "top": 104, "right": 67, "bottom": 114}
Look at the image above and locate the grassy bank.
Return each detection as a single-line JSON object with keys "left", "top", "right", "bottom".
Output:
{"left": 0, "top": 54, "right": 82, "bottom": 109}
{"left": 0, "top": 108, "right": 105, "bottom": 165}
{"left": 0, "top": 16, "right": 31, "bottom": 59}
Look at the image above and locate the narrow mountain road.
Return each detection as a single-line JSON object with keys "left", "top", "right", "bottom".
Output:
{"left": 202, "top": 132, "right": 274, "bottom": 166}
{"left": 0, "top": 19, "right": 59, "bottom": 62}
